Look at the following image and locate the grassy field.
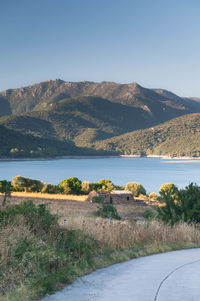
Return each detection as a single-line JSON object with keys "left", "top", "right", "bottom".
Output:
{"left": 1, "top": 193, "right": 149, "bottom": 222}
{"left": 1, "top": 195, "right": 200, "bottom": 301}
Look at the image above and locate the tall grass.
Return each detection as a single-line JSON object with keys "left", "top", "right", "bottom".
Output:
{"left": 63, "top": 216, "right": 200, "bottom": 250}
{"left": 1, "top": 201, "right": 200, "bottom": 301}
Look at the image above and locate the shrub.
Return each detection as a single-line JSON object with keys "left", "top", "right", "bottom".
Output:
{"left": 59, "top": 177, "right": 82, "bottom": 195}
{"left": 12, "top": 175, "right": 45, "bottom": 192}
{"left": 0, "top": 201, "right": 99, "bottom": 298}
{"left": 41, "top": 184, "right": 60, "bottom": 194}
{"left": 0, "top": 180, "right": 12, "bottom": 206}
{"left": 157, "top": 183, "right": 200, "bottom": 225}
{"left": 143, "top": 208, "right": 157, "bottom": 220}
{"left": 97, "top": 179, "right": 115, "bottom": 191}
{"left": 159, "top": 183, "right": 178, "bottom": 199}
{"left": 148, "top": 192, "right": 161, "bottom": 201}
{"left": 92, "top": 196, "right": 105, "bottom": 203}
{"left": 125, "top": 182, "right": 146, "bottom": 196}
{"left": 90, "top": 179, "right": 115, "bottom": 192}
{"left": 81, "top": 181, "right": 91, "bottom": 194}
{"left": 96, "top": 197, "right": 121, "bottom": 220}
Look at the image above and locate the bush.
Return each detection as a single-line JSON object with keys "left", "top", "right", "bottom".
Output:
{"left": 95, "top": 196, "right": 121, "bottom": 220}
{"left": 12, "top": 175, "right": 45, "bottom": 192}
{"left": 148, "top": 192, "right": 161, "bottom": 201}
{"left": 143, "top": 208, "right": 157, "bottom": 220}
{"left": 125, "top": 182, "right": 146, "bottom": 196}
{"left": 0, "top": 201, "right": 99, "bottom": 298}
{"left": 59, "top": 177, "right": 82, "bottom": 195}
{"left": 41, "top": 184, "right": 60, "bottom": 194}
{"left": 157, "top": 183, "right": 200, "bottom": 225}
{"left": 92, "top": 196, "right": 105, "bottom": 203}
{"left": 0, "top": 180, "right": 12, "bottom": 206}
{"left": 159, "top": 183, "right": 178, "bottom": 199}
{"left": 81, "top": 181, "right": 91, "bottom": 194}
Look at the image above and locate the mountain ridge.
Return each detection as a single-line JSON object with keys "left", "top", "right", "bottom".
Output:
{"left": 1, "top": 80, "right": 200, "bottom": 158}
{"left": 1, "top": 79, "right": 200, "bottom": 116}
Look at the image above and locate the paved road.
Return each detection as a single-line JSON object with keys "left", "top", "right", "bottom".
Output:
{"left": 42, "top": 248, "right": 200, "bottom": 301}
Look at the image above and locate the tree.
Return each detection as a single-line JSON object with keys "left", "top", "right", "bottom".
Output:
{"left": 0, "top": 180, "right": 12, "bottom": 206}
{"left": 97, "top": 179, "right": 115, "bottom": 191}
{"left": 91, "top": 179, "right": 115, "bottom": 192}
{"left": 59, "top": 177, "right": 82, "bottom": 195}
{"left": 11, "top": 175, "right": 44, "bottom": 192}
{"left": 41, "top": 184, "right": 60, "bottom": 194}
{"left": 81, "top": 181, "right": 91, "bottom": 194}
{"left": 157, "top": 183, "right": 200, "bottom": 225}
{"left": 159, "top": 183, "right": 178, "bottom": 200}
{"left": 125, "top": 182, "right": 146, "bottom": 197}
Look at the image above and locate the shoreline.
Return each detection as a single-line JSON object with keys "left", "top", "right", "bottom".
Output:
{"left": 0, "top": 154, "right": 200, "bottom": 162}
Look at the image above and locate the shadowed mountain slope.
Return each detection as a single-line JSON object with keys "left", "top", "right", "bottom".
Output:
{"left": 0, "top": 124, "right": 109, "bottom": 158}
{"left": 92, "top": 113, "right": 200, "bottom": 157}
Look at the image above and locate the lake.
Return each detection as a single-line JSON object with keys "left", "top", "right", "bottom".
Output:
{"left": 0, "top": 157, "right": 200, "bottom": 193}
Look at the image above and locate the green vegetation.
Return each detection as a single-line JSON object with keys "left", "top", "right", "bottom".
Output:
{"left": 12, "top": 176, "right": 44, "bottom": 192}
{"left": 94, "top": 195, "right": 121, "bottom": 220}
{"left": 0, "top": 201, "right": 101, "bottom": 300}
{"left": 96, "top": 203, "right": 121, "bottom": 220}
{"left": 159, "top": 183, "right": 179, "bottom": 199}
{"left": 125, "top": 182, "right": 146, "bottom": 196}
{"left": 0, "top": 180, "right": 12, "bottom": 206}
{"left": 1, "top": 80, "right": 200, "bottom": 158}
{"left": 93, "top": 113, "right": 200, "bottom": 157}
{"left": 158, "top": 183, "right": 200, "bottom": 225}
{"left": 1, "top": 180, "right": 200, "bottom": 300}
{"left": 59, "top": 177, "right": 82, "bottom": 195}
{"left": 0, "top": 124, "right": 107, "bottom": 159}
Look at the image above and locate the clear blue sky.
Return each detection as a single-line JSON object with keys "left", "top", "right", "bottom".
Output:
{"left": 1, "top": 0, "right": 200, "bottom": 96}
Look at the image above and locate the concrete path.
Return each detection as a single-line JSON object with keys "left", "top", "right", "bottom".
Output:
{"left": 42, "top": 248, "right": 200, "bottom": 301}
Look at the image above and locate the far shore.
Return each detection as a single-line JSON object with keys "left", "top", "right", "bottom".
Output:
{"left": 0, "top": 154, "right": 200, "bottom": 162}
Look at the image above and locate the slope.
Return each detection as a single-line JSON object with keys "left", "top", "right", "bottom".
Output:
{"left": 92, "top": 113, "right": 200, "bottom": 157}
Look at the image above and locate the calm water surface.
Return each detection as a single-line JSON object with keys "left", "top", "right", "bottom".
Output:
{"left": 0, "top": 157, "right": 200, "bottom": 192}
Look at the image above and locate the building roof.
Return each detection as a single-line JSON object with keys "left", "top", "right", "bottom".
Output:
{"left": 111, "top": 190, "right": 132, "bottom": 195}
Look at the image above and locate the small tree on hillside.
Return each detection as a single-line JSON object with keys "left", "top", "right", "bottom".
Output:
{"left": 0, "top": 180, "right": 12, "bottom": 206}
{"left": 125, "top": 182, "right": 146, "bottom": 197}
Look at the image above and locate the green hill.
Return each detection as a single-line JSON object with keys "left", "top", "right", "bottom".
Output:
{"left": 0, "top": 124, "right": 111, "bottom": 158}
{"left": 92, "top": 114, "right": 200, "bottom": 157}
{"left": 0, "top": 96, "right": 166, "bottom": 146}
{"left": 1, "top": 80, "right": 200, "bottom": 158}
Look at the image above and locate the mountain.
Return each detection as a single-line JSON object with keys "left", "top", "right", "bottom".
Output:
{"left": 0, "top": 96, "right": 165, "bottom": 145}
{"left": 1, "top": 79, "right": 200, "bottom": 117}
{"left": 92, "top": 113, "right": 200, "bottom": 157}
{"left": 0, "top": 124, "right": 112, "bottom": 158}
{"left": 1, "top": 79, "right": 200, "bottom": 158}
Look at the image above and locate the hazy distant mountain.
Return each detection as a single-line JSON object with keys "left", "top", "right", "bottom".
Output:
{"left": 92, "top": 113, "right": 200, "bottom": 157}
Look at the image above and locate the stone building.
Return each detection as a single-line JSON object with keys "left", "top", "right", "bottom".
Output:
{"left": 88, "top": 190, "right": 134, "bottom": 204}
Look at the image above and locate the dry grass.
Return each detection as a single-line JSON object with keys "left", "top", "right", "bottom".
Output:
{"left": 1, "top": 194, "right": 149, "bottom": 222}
{"left": 1, "top": 192, "right": 87, "bottom": 201}
{"left": 62, "top": 217, "right": 200, "bottom": 250}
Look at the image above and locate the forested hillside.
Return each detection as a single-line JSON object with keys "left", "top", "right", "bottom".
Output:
{"left": 1, "top": 80, "right": 200, "bottom": 158}
{"left": 92, "top": 114, "right": 200, "bottom": 157}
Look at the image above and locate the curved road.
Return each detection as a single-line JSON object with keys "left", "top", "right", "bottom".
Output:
{"left": 42, "top": 248, "right": 200, "bottom": 301}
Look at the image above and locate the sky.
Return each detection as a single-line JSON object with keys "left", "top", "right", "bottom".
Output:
{"left": 1, "top": 0, "right": 200, "bottom": 96}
